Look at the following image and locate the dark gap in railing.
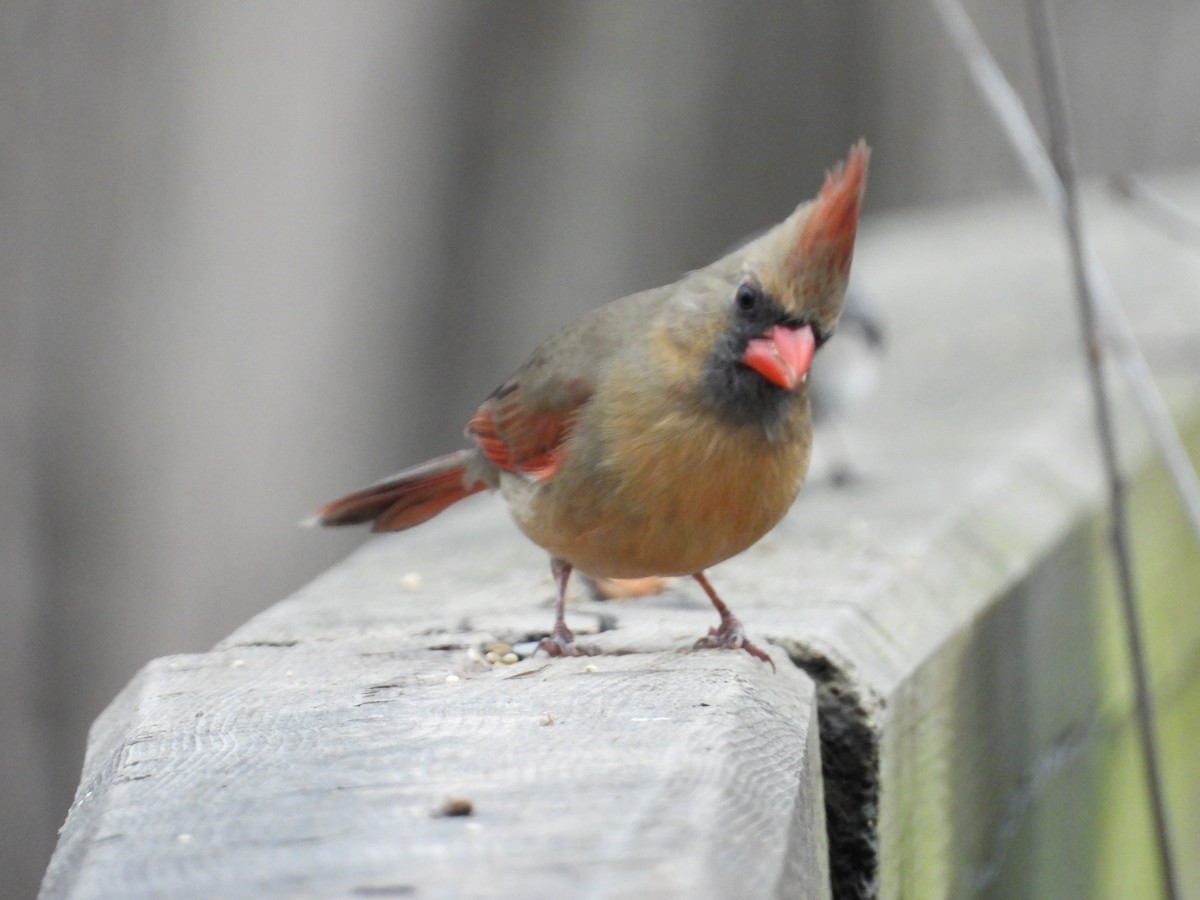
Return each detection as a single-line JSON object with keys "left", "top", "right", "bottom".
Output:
{"left": 784, "top": 642, "right": 880, "bottom": 900}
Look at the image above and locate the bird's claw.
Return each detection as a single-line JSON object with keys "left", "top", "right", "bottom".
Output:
{"left": 694, "top": 620, "right": 776, "bottom": 670}
{"left": 537, "top": 624, "right": 601, "bottom": 658}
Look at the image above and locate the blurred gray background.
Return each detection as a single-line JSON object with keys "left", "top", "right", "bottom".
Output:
{"left": 3, "top": 1, "right": 1197, "bottom": 896}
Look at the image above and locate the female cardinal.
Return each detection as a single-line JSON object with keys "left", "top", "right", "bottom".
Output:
{"left": 309, "top": 142, "right": 869, "bottom": 664}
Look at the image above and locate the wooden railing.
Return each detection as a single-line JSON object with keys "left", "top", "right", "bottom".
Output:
{"left": 40, "top": 175, "right": 1200, "bottom": 899}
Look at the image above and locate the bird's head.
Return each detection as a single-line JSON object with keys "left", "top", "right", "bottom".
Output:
{"left": 693, "top": 142, "right": 870, "bottom": 428}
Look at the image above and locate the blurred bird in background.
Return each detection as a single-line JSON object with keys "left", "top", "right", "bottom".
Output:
{"left": 808, "top": 285, "right": 886, "bottom": 486}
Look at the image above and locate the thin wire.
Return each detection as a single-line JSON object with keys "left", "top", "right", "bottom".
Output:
{"left": 929, "top": 0, "right": 1200, "bottom": 547}
{"left": 930, "top": 0, "right": 1182, "bottom": 896}
{"left": 1022, "top": 6, "right": 1179, "bottom": 893}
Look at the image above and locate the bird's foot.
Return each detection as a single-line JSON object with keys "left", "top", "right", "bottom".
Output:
{"left": 536, "top": 623, "right": 601, "bottom": 658}
{"left": 694, "top": 618, "right": 775, "bottom": 670}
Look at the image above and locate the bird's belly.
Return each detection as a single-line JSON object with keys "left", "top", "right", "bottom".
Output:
{"left": 503, "top": 424, "right": 808, "bottom": 577}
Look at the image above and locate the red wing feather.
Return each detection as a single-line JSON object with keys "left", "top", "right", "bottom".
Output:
{"left": 466, "top": 380, "right": 588, "bottom": 482}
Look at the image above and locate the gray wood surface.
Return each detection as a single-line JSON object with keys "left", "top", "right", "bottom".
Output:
{"left": 41, "top": 173, "right": 1200, "bottom": 899}
{"left": 41, "top": 635, "right": 826, "bottom": 899}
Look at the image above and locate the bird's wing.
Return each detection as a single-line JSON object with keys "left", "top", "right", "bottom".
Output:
{"left": 466, "top": 374, "right": 592, "bottom": 482}
{"left": 465, "top": 285, "right": 668, "bottom": 482}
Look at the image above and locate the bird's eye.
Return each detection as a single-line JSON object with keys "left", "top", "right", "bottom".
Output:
{"left": 735, "top": 282, "right": 760, "bottom": 312}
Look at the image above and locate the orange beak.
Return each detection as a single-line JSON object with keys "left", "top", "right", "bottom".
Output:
{"left": 741, "top": 324, "right": 816, "bottom": 390}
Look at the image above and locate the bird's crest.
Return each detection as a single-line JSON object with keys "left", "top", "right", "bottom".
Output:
{"left": 789, "top": 140, "right": 870, "bottom": 283}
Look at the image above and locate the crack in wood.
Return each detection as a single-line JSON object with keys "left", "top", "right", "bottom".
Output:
{"left": 782, "top": 641, "right": 880, "bottom": 900}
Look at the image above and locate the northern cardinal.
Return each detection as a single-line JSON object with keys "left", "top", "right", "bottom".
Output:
{"left": 309, "top": 142, "right": 869, "bottom": 663}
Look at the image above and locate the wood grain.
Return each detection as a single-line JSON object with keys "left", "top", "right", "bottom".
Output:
{"left": 41, "top": 638, "right": 827, "bottom": 899}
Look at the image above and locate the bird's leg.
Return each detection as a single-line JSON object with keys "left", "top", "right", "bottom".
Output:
{"left": 692, "top": 571, "right": 775, "bottom": 669}
{"left": 537, "top": 558, "right": 600, "bottom": 657}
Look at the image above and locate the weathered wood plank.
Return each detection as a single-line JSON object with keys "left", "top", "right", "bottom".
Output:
{"left": 41, "top": 638, "right": 827, "bottom": 899}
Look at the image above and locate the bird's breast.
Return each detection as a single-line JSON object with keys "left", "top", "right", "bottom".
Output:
{"left": 504, "top": 382, "right": 811, "bottom": 578}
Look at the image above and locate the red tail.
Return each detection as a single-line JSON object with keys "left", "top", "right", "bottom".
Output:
{"left": 306, "top": 450, "right": 486, "bottom": 533}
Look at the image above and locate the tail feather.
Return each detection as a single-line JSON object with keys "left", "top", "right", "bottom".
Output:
{"left": 305, "top": 450, "right": 486, "bottom": 533}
